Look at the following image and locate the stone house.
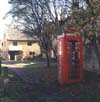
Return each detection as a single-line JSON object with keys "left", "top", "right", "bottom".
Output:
{"left": 2, "top": 27, "right": 41, "bottom": 60}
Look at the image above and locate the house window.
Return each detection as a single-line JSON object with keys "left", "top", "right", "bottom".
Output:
{"left": 27, "top": 41, "right": 32, "bottom": 46}
{"left": 29, "top": 52, "right": 32, "bottom": 55}
{"left": 29, "top": 52, "right": 35, "bottom": 55}
{"left": 13, "top": 41, "right": 17, "bottom": 46}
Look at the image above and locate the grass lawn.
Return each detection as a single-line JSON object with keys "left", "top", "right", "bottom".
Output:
{"left": 0, "top": 97, "right": 16, "bottom": 102}
{"left": 0, "top": 75, "right": 17, "bottom": 102}
{"left": 14, "top": 62, "right": 35, "bottom": 67}
{"left": 3, "top": 68, "right": 100, "bottom": 102}
{"left": 0, "top": 70, "right": 26, "bottom": 102}
{"left": 0, "top": 60, "right": 56, "bottom": 102}
{"left": 1, "top": 60, "right": 100, "bottom": 102}
{"left": 2, "top": 60, "right": 47, "bottom": 68}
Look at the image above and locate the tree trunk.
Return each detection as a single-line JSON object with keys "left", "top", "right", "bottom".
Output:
{"left": 45, "top": 52, "right": 50, "bottom": 68}
{"left": 92, "top": 35, "right": 100, "bottom": 68}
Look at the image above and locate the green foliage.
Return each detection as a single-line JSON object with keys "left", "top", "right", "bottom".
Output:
{"left": 0, "top": 97, "right": 16, "bottom": 102}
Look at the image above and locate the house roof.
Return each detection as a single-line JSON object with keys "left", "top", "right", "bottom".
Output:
{"left": 5, "top": 27, "right": 37, "bottom": 41}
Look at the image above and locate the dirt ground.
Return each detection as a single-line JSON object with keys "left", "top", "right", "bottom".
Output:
{"left": 2, "top": 65, "right": 100, "bottom": 102}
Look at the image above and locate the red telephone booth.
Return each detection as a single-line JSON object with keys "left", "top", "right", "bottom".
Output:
{"left": 57, "top": 29, "right": 83, "bottom": 84}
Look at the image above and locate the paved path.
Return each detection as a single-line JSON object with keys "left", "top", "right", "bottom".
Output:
{"left": 7, "top": 65, "right": 40, "bottom": 85}
{"left": 2, "top": 60, "right": 46, "bottom": 85}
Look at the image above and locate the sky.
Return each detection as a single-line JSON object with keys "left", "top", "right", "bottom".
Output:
{"left": 0, "top": 0, "right": 11, "bottom": 40}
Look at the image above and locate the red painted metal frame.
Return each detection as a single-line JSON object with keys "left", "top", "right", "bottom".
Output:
{"left": 57, "top": 31, "right": 83, "bottom": 84}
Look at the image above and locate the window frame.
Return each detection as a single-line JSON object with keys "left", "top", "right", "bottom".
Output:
{"left": 13, "top": 41, "right": 17, "bottom": 46}
{"left": 27, "top": 41, "right": 32, "bottom": 46}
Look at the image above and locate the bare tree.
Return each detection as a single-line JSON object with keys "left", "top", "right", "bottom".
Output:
{"left": 6, "top": 0, "right": 60, "bottom": 67}
{"left": 5, "top": 0, "right": 100, "bottom": 68}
